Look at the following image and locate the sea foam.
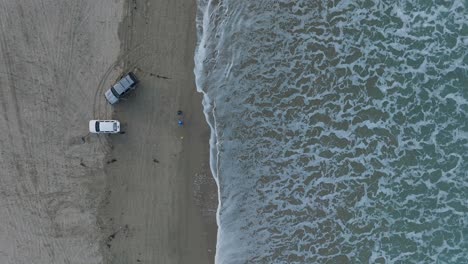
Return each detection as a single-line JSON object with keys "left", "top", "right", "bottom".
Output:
{"left": 194, "top": 0, "right": 468, "bottom": 263}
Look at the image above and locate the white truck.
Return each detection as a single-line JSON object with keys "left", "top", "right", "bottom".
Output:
{"left": 89, "top": 120, "right": 121, "bottom": 134}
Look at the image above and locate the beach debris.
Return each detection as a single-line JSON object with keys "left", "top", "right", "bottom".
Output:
{"left": 149, "top": 73, "right": 171, "bottom": 79}
{"left": 106, "top": 230, "right": 119, "bottom": 248}
{"left": 156, "top": 74, "right": 170, "bottom": 79}
{"left": 106, "top": 224, "right": 129, "bottom": 248}
{"left": 123, "top": 224, "right": 130, "bottom": 238}
{"left": 107, "top": 158, "right": 117, "bottom": 164}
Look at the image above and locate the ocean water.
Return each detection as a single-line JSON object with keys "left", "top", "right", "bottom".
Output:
{"left": 194, "top": 0, "right": 468, "bottom": 263}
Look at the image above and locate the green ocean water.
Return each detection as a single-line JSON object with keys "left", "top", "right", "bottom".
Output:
{"left": 195, "top": 0, "right": 468, "bottom": 263}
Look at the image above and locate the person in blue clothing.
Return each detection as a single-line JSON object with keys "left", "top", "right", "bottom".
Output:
{"left": 177, "top": 110, "right": 184, "bottom": 127}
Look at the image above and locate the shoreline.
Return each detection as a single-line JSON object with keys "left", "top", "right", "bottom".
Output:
{"left": 98, "top": 0, "right": 217, "bottom": 263}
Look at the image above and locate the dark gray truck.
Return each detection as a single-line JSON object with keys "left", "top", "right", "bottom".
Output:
{"left": 104, "top": 72, "right": 139, "bottom": 104}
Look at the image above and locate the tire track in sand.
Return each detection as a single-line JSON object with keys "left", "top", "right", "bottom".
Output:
{"left": 91, "top": 43, "right": 151, "bottom": 153}
{"left": 0, "top": 2, "right": 39, "bottom": 193}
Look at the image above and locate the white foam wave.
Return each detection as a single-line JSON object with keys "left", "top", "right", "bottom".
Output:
{"left": 194, "top": 0, "right": 468, "bottom": 263}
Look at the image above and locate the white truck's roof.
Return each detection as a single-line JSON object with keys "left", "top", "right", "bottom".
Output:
{"left": 99, "top": 121, "right": 115, "bottom": 131}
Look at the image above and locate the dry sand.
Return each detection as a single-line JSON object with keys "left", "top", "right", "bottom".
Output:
{"left": 0, "top": 0, "right": 122, "bottom": 263}
{"left": 0, "top": 0, "right": 217, "bottom": 263}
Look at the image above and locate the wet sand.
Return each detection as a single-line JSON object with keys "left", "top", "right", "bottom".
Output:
{"left": 98, "top": 0, "right": 218, "bottom": 263}
{"left": 0, "top": 0, "right": 217, "bottom": 263}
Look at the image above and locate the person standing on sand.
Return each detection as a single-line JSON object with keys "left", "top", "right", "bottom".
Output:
{"left": 177, "top": 110, "right": 184, "bottom": 127}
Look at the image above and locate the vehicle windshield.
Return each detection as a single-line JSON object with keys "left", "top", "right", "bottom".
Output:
{"left": 110, "top": 87, "right": 120, "bottom": 98}
{"left": 113, "top": 123, "right": 117, "bottom": 131}
{"left": 95, "top": 121, "right": 100, "bottom": 132}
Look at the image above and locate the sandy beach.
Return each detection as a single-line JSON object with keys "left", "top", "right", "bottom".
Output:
{"left": 99, "top": 0, "right": 217, "bottom": 263}
{"left": 0, "top": 0, "right": 216, "bottom": 263}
